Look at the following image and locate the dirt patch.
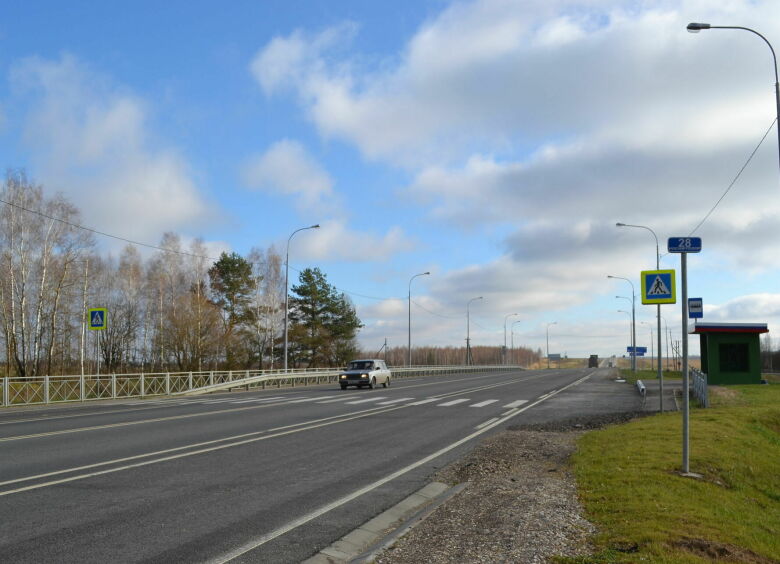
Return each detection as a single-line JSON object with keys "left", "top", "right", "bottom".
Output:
{"left": 374, "top": 429, "right": 596, "bottom": 564}
{"left": 673, "top": 537, "right": 779, "bottom": 563}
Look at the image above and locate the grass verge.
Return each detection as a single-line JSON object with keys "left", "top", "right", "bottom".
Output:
{"left": 618, "top": 369, "right": 682, "bottom": 384}
{"left": 565, "top": 383, "right": 780, "bottom": 563}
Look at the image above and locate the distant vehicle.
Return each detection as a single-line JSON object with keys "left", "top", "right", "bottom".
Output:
{"left": 339, "top": 359, "right": 392, "bottom": 390}
{"left": 588, "top": 355, "right": 599, "bottom": 368}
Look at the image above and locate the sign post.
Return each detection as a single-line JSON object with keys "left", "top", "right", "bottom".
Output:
{"left": 668, "top": 237, "right": 701, "bottom": 475}
{"left": 641, "top": 269, "right": 677, "bottom": 411}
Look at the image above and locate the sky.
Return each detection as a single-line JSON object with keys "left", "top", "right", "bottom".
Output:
{"left": 3, "top": 0, "right": 780, "bottom": 359}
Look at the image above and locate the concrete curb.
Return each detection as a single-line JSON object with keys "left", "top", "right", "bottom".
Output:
{"left": 302, "top": 481, "right": 461, "bottom": 564}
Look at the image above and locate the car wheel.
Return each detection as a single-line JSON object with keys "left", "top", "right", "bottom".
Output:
{"left": 382, "top": 377, "right": 390, "bottom": 388}
{"left": 369, "top": 377, "right": 375, "bottom": 390}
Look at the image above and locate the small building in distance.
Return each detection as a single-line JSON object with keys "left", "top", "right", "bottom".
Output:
{"left": 692, "top": 322, "right": 768, "bottom": 385}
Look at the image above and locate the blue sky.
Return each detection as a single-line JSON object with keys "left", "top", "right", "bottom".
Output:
{"left": 3, "top": 0, "right": 780, "bottom": 358}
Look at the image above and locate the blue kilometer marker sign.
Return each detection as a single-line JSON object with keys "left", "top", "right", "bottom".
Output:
{"left": 667, "top": 237, "right": 702, "bottom": 253}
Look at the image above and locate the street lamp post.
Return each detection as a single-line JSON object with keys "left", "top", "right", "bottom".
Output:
{"left": 408, "top": 272, "right": 430, "bottom": 367}
{"left": 616, "top": 222, "right": 663, "bottom": 408}
{"left": 466, "top": 296, "right": 483, "bottom": 366}
{"left": 284, "top": 224, "right": 320, "bottom": 371}
{"left": 546, "top": 321, "right": 557, "bottom": 369}
{"left": 608, "top": 275, "right": 636, "bottom": 372}
{"left": 511, "top": 320, "right": 523, "bottom": 366}
{"left": 617, "top": 310, "right": 632, "bottom": 364}
{"left": 503, "top": 313, "right": 519, "bottom": 365}
{"left": 641, "top": 321, "right": 654, "bottom": 371}
{"left": 687, "top": 22, "right": 780, "bottom": 175}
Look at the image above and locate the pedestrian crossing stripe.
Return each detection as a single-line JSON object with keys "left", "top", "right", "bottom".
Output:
{"left": 88, "top": 308, "right": 108, "bottom": 330}
{"left": 640, "top": 269, "right": 676, "bottom": 304}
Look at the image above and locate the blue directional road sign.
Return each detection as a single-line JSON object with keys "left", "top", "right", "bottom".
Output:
{"left": 627, "top": 346, "right": 647, "bottom": 357}
{"left": 641, "top": 270, "right": 676, "bottom": 305}
{"left": 88, "top": 308, "right": 107, "bottom": 331}
{"left": 688, "top": 298, "right": 703, "bottom": 319}
{"left": 668, "top": 237, "right": 702, "bottom": 253}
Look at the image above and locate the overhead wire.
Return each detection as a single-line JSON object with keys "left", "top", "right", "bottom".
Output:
{"left": 0, "top": 192, "right": 467, "bottom": 317}
{"left": 688, "top": 118, "right": 776, "bottom": 236}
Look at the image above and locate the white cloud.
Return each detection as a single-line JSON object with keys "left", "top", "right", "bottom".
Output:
{"left": 292, "top": 220, "right": 415, "bottom": 262}
{"left": 10, "top": 54, "right": 218, "bottom": 248}
{"left": 242, "top": 139, "right": 336, "bottom": 213}
{"left": 251, "top": 1, "right": 780, "bottom": 167}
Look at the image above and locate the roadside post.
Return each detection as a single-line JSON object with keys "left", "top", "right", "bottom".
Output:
{"left": 640, "top": 269, "right": 676, "bottom": 412}
{"left": 88, "top": 308, "right": 108, "bottom": 379}
{"left": 668, "top": 236, "right": 702, "bottom": 474}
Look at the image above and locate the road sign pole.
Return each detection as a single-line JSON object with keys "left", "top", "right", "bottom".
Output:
{"left": 681, "top": 252, "right": 690, "bottom": 474}
{"left": 658, "top": 303, "right": 663, "bottom": 412}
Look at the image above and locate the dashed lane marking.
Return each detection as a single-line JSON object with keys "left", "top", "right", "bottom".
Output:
{"left": 437, "top": 399, "right": 470, "bottom": 407}
{"left": 503, "top": 400, "right": 528, "bottom": 408}
{"left": 470, "top": 400, "right": 498, "bottom": 407}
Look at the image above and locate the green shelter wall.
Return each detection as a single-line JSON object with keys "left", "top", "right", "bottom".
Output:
{"left": 700, "top": 332, "right": 762, "bottom": 385}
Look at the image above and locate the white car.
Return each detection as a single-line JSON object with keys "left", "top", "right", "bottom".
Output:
{"left": 339, "top": 359, "right": 392, "bottom": 390}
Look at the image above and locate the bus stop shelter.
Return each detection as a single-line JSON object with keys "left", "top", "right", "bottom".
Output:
{"left": 692, "top": 322, "right": 768, "bottom": 385}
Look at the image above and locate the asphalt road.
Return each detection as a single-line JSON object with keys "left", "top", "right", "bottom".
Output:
{"left": 0, "top": 367, "right": 640, "bottom": 563}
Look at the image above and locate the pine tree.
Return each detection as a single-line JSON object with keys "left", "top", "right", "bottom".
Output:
{"left": 289, "top": 268, "right": 362, "bottom": 367}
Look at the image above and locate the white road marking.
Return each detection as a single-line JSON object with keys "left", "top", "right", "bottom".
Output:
{"left": 316, "top": 397, "right": 353, "bottom": 404}
{"left": 406, "top": 398, "right": 441, "bottom": 406}
{"left": 469, "top": 400, "right": 498, "bottom": 407}
{"left": 475, "top": 417, "right": 500, "bottom": 429}
{"left": 503, "top": 400, "right": 528, "bottom": 408}
{"left": 0, "top": 404, "right": 406, "bottom": 493}
{"left": 437, "top": 399, "right": 469, "bottom": 407}
{"left": 209, "top": 372, "right": 593, "bottom": 563}
{"left": 345, "top": 396, "right": 388, "bottom": 405}
{"left": 376, "top": 398, "right": 414, "bottom": 405}
{"left": 230, "top": 397, "right": 286, "bottom": 404}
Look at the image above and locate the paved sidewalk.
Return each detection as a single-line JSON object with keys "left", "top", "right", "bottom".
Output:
{"left": 637, "top": 377, "right": 681, "bottom": 412}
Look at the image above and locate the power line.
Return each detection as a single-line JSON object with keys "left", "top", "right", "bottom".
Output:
{"left": 689, "top": 118, "right": 776, "bottom": 236}
{"left": 0, "top": 196, "right": 221, "bottom": 261}
{"left": 410, "top": 299, "right": 462, "bottom": 319}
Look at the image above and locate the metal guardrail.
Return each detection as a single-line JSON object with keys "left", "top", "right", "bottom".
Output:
{"left": 1, "top": 365, "right": 522, "bottom": 407}
{"left": 690, "top": 367, "right": 709, "bottom": 408}
{"left": 635, "top": 380, "right": 646, "bottom": 397}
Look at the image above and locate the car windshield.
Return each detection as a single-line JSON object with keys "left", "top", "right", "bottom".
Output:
{"left": 349, "top": 361, "right": 373, "bottom": 370}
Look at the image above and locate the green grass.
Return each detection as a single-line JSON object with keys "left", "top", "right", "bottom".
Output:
{"left": 618, "top": 369, "right": 682, "bottom": 384}
{"left": 565, "top": 383, "right": 780, "bottom": 563}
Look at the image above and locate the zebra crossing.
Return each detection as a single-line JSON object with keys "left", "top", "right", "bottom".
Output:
{"left": 119, "top": 395, "right": 529, "bottom": 410}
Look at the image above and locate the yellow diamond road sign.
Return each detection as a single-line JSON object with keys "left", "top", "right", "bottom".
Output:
{"left": 641, "top": 270, "right": 676, "bottom": 304}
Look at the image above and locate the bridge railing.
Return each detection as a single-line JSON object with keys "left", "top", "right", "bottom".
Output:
{"left": 1, "top": 365, "right": 521, "bottom": 407}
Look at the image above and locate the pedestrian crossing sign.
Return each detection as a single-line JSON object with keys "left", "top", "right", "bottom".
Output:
{"left": 88, "top": 308, "right": 108, "bottom": 330}
{"left": 641, "top": 270, "right": 676, "bottom": 304}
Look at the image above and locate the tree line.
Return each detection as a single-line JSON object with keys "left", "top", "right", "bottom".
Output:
{"left": 0, "top": 172, "right": 362, "bottom": 377}
{"left": 1, "top": 171, "right": 540, "bottom": 377}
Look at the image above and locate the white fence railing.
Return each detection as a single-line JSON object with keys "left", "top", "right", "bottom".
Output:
{"left": 690, "top": 367, "right": 709, "bottom": 408}
{"left": 1, "top": 365, "right": 520, "bottom": 407}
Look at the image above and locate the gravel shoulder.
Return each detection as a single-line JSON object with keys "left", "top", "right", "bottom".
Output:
{"left": 374, "top": 412, "right": 642, "bottom": 564}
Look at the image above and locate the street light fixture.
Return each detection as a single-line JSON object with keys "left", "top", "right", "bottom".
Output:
{"left": 687, "top": 22, "right": 780, "bottom": 174}
{"left": 466, "top": 296, "right": 484, "bottom": 366}
{"left": 408, "top": 272, "right": 430, "bottom": 367}
{"left": 616, "top": 222, "right": 663, "bottom": 408}
{"left": 546, "top": 321, "right": 557, "bottom": 369}
{"left": 503, "top": 313, "right": 520, "bottom": 365}
{"left": 284, "top": 224, "right": 320, "bottom": 371}
{"left": 608, "top": 275, "right": 636, "bottom": 372}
